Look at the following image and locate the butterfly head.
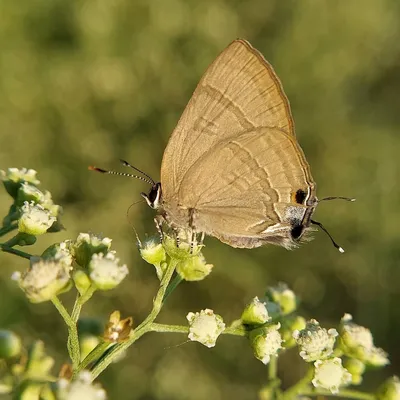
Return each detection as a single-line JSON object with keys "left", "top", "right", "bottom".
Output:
{"left": 141, "top": 182, "right": 162, "bottom": 210}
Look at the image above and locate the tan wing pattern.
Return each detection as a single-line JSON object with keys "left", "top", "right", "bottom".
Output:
{"left": 161, "top": 39, "right": 295, "bottom": 203}
{"left": 176, "top": 127, "right": 314, "bottom": 241}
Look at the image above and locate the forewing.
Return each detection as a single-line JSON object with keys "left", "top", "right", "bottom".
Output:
{"left": 161, "top": 39, "right": 295, "bottom": 200}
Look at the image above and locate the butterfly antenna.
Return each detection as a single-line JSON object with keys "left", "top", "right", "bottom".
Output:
{"left": 120, "top": 159, "right": 155, "bottom": 185}
{"left": 319, "top": 196, "right": 356, "bottom": 202}
{"left": 126, "top": 200, "right": 144, "bottom": 248}
{"left": 88, "top": 165, "right": 154, "bottom": 185}
{"left": 311, "top": 219, "right": 345, "bottom": 253}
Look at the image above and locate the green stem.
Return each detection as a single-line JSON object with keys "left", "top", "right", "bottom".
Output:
{"left": 0, "top": 223, "right": 17, "bottom": 237}
{"left": 2, "top": 234, "right": 22, "bottom": 248}
{"left": 71, "top": 286, "right": 96, "bottom": 323}
{"left": 51, "top": 297, "right": 80, "bottom": 368}
{"left": 77, "top": 342, "right": 110, "bottom": 373}
{"left": 163, "top": 274, "right": 183, "bottom": 302}
{"left": 300, "top": 389, "right": 374, "bottom": 400}
{"left": 268, "top": 355, "right": 277, "bottom": 381}
{"left": 150, "top": 323, "right": 189, "bottom": 334}
{"left": 282, "top": 364, "right": 314, "bottom": 400}
{"left": 223, "top": 325, "right": 247, "bottom": 336}
{"left": 0, "top": 245, "right": 32, "bottom": 259}
{"left": 89, "top": 258, "right": 178, "bottom": 381}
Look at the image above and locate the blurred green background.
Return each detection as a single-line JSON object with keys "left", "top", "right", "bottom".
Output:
{"left": 1, "top": 0, "right": 399, "bottom": 398}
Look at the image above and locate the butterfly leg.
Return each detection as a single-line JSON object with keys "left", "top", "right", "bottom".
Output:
{"left": 173, "top": 227, "right": 181, "bottom": 248}
{"left": 154, "top": 215, "right": 164, "bottom": 243}
{"left": 199, "top": 231, "right": 205, "bottom": 246}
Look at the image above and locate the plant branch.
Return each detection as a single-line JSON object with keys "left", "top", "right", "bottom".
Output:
{"left": 89, "top": 258, "right": 178, "bottom": 380}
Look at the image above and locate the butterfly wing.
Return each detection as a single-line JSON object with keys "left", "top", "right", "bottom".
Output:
{"left": 173, "top": 127, "right": 316, "bottom": 249}
{"left": 161, "top": 39, "right": 295, "bottom": 203}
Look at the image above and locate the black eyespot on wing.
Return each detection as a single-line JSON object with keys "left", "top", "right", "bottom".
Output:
{"left": 295, "top": 189, "right": 307, "bottom": 204}
{"left": 291, "top": 224, "right": 304, "bottom": 240}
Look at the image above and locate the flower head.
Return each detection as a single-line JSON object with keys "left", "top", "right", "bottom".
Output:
{"left": 250, "top": 323, "right": 283, "bottom": 365}
{"left": 89, "top": 252, "right": 128, "bottom": 290}
{"left": 12, "top": 258, "right": 72, "bottom": 303}
{"left": 57, "top": 370, "right": 107, "bottom": 400}
{"left": 338, "top": 314, "right": 389, "bottom": 366}
{"left": 312, "top": 358, "right": 352, "bottom": 394}
{"left": 42, "top": 241, "right": 73, "bottom": 268}
{"left": 16, "top": 182, "right": 45, "bottom": 205}
{"left": 293, "top": 319, "right": 338, "bottom": 362}
{"left": 176, "top": 253, "right": 213, "bottom": 281}
{"left": 72, "top": 233, "right": 112, "bottom": 269}
{"left": 187, "top": 309, "right": 225, "bottom": 348}
{"left": 18, "top": 201, "right": 56, "bottom": 236}
{"left": 1, "top": 168, "right": 40, "bottom": 198}
{"left": 241, "top": 296, "right": 271, "bottom": 325}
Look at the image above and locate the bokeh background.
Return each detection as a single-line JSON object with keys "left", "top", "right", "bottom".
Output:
{"left": 1, "top": 0, "right": 399, "bottom": 398}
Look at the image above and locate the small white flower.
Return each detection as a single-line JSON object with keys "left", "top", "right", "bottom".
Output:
{"left": 42, "top": 241, "right": 73, "bottom": 268}
{"left": 339, "top": 314, "right": 389, "bottom": 366}
{"left": 13, "top": 259, "right": 71, "bottom": 303}
{"left": 57, "top": 370, "right": 107, "bottom": 400}
{"left": 176, "top": 254, "right": 213, "bottom": 281}
{"left": 17, "top": 182, "right": 45, "bottom": 203}
{"left": 89, "top": 252, "right": 128, "bottom": 290}
{"left": 186, "top": 309, "right": 225, "bottom": 348}
{"left": 1, "top": 168, "right": 40, "bottom": 185}
{"left": 18, "top": 201, "right": 56, "bottom": 235}
{"left": 251, "top": 323, "right": 283, "bottom": 364}
{"left": 312, "top": 358, "right": 352, "bottom": 394}
{"left": 293, "top": 319, "right": 338, "bottom": 362}
{"left": 241, "top": 296, "right": 271, "bottom": 325}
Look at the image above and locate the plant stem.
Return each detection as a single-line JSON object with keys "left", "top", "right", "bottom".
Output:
{"left": 71, "top": 286, "right": 96, "bottom": 323}
{"left": 0, "top": 245, "right": 32, "bottom": 259}
{"left": 282, "top": 365, "right": 314, "bottom": 400}
{"left": 51, "top": 296, "right": 80, "bottom": 368}
{"left": 77, "top": 342, "right": 110, "bottom": 373}
{"left": 300, "top": 389, "right": 375, "bottom": 400}
{"left": 0, "top": 223, "right": 17, "bottom": 237}
{"left": 89, "top": 258, "right": 178, "bottom": 381}
{"left": 150, "top": 323, "right": 189, "bottom": 334}
{"left": 223, "top": 325, "right": 247, "bottom": 336}
{"left": 268, "top": 355, "right": 277, "bottom": 381}
{"left": 163, "top": 273, "right": 182, "bottom": 302}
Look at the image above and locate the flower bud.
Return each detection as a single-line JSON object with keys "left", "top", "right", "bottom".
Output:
{"left": 18, "top": 202, "right": 56, "bottom": 236}
{"left": 250, "top": 323, "right": 283, "bottom": 365}
{"left": 241, "top": 296, "right": 271, "bottom": 325}
{"left": 140, "top": 238, "right": 167, "bottom": 280}
{"left": 338, "top": 314, "right": 389, "bottom": 366}
{"left": 293, "top": 319, "right": 338, "bottom": 362}
{"left": 312, "top": 358, "right": 352, "bottom": 394}
{"left": 265, "top": 283, "right": 297, "bottom": 315}
{"left": 73, "top": 270, "right": 92, "bottom": 295}
{"left": 56, "top": 370, "right": 107, "bottom": 400}
{"left": 26, "top": 341, "right": 55, "bottom": 378}
{"left": 343, "top": 358, "right": 366, "bottom": 385}
{"left": 89, "top": 252, "right": 128, "bottom": 290}
{"left": 71, "top": 233, "right": 112, "bottom": 269}
{"left": 12, "top": 258, "right": 72, "bottom": 303}
{"left": 0, "top": 330, "right": 22, "bottom": 359}
{"left": 187, "top": 309, "right": 225, "bottom": 348}
{"left": 1, "top": 168, "right": 40, "bottom": 198}
{"left": 176, "top": 254, "right": 213, "bottom": 281}
{"left": 376, "top": 376, "right": 400, "bottom": 400}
